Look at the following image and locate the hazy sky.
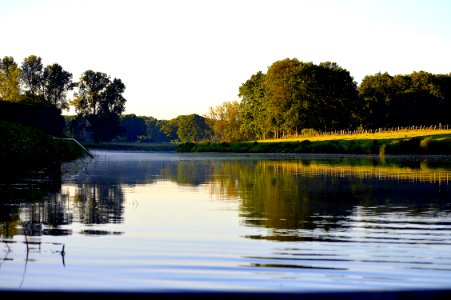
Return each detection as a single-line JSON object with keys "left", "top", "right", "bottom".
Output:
{"left": 1, "top": 0, "right": 450, "bottom": 119}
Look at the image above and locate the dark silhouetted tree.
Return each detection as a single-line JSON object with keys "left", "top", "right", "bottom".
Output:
{"left": 72, "top": 70, "right": 127, "bottom": 142}
{"left": 20, "top": 55, "right": 44, "bottom": 101}
{"left": 42, "top": 63, "right": 74, "bottom": 110}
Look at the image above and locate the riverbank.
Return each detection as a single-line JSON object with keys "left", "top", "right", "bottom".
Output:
{"left": 0, "top": 120, "right": 87, "bottom": 182}
{"left": 83, "top": 142, "right": 178, "bottom": 151}
{"left": 176, "top": 133, "right": 451, "bottom": 155}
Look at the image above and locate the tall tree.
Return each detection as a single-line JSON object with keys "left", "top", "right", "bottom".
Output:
{"left": 42, "top": 63, "right": 74, "bottom": 109}
{"left": 307, "top": 62, "right": 359, "bottom": 130}
{"left": 265, "top": 58, "right": 301, "bottom": 138}
{"left": 72, "top": 70, "right": 127, "bottom": 142}
{"left": 238, "top": 71, "right": 269, "bottom": 140}
{"left": 358, "top": 72, "right": 394, "bottom": 128}
{"left": 72, "top": 70, "right": 111, "bottom": 116}
{"left": 20, "top": 55, "right": 44, "bottom": 99}
{"left": 0, "top": 56, "right": 21, "bottom": 101}
{"left": 100, "top": 78, "right": 126, "bottom": 115}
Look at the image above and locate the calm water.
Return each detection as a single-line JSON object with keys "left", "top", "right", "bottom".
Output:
{"left": 0, "top": 151, "right": 450, "bottom": 292}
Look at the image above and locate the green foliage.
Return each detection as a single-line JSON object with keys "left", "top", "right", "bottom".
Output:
{"left": 0, "top": 56, "right": 21, "bottom": 101}
{"left": 238, "top": 71, "right": 269, "bottom": 140}
{"left": 207, "top": 101, "right": 243, "bottom": 142}
{"left": 359, "top": 72, "right": 451, "bottom": 128}
{"left": 238, "top": 58, "right": 450, "bottom": 143}
{"left": 71, "top": 70, "right": 127, "bottom": 142}
{"left": 2, "top": 55, "right": 74, "bottom": 110}
{"left": 159, "top": 119, "right": 178, "bottom": 141}
{"left": 0, "top": 121, "right": 85, "bottom": 180}
{"left": 177, "top": 135, "right": 451, "bottom": 155}
{"left": 42, "top": 63, "right": 74, "bottom": 109}
{"left": 238, "top": 58, "right": 360, "bottom": 140}
{"left": 147, "top": 118, "right": 172, "bottom": 142}
{"left": 120, "top": 114, "right": 147, "bottom": 142}
{"left": 301, "top": 128, "right": 319, "bottom": 136}
{"left": 72, "top": 70, "right": 126, "bottom": 116}
{"left": 20, "top": 55, "right": 44, "bottom": 98}
{"left": 176, "top": 114, "right": 211, "bottom": 143}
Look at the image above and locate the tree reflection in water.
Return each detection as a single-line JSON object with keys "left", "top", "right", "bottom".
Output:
{"left": 161, "top": 157, "right": 450, "bottom": 242}
{"left": 0, "top": 184, "right": 125, "bottom": 239}
{"left": 1, "top": 153, "right": 450, "bottom": 242}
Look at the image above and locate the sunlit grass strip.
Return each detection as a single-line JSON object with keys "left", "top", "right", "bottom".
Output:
{"left": 259, "top": 161, "right": 451, "bottom": 185}
{"left": 259, "top": 128, "right": 451, "bottom": 142}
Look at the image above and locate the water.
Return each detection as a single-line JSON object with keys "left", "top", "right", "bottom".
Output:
{"left": 0, "top": 151, "right": 450, "bottom": 293}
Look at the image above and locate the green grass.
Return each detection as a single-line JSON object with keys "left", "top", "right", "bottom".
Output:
{"left": 176, "top": 133, "right": 451, "bottom": 155}
{"left": 260, "top": 128, "right": 451, "bottom": 142}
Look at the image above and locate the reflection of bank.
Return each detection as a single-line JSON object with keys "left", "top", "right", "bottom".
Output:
{"left": 0, "top": 183, "right": 126, "bottom": 240}
{"left": 63, "top": 184, "right": 125, "bottom": 225}
{"left": 241, "top": 160, "right": 451, "bottom": 238}
{"left": 226, "top": 160, "right": 451, "bottom": 240}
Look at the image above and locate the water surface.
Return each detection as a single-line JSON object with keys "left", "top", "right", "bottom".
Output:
{"left": 0, "top": 151, "right": 450, "bottom": 292}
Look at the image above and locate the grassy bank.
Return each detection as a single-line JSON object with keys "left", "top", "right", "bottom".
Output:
{"left": 83, "top": 142, "right": 178, "bottom": 152}
{"left": 260, "top": 128, "right": 451, "bottom": 142}
{"left": 177, "top": 132, "right": 451, "bottom": 155}
{"left": 0, "top": 120, "right": 87, "bottom": 181}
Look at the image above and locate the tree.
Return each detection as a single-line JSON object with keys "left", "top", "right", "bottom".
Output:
{"left": 358, "top": 72, "right": 394, "bottom": 128}
{"left": 265, "top": 58, "right": 301, "bottom": 138}
{"left": 20, "top": 55, "right": 44, "bottom": 99}
{"left": 306, "top": 62, "right": 359, "bottom": 131}
{"left": 72, "top": 70, "right": 127, "bottom": 142}
{"left": 207, "top": 101, "right": 242, "bottom": 142}
{"left": 358, "top": 71, "right": 451, "bottom": 128}
{"left": 120, "top": 114, "right": 147, "bottom": 142}
{"left": 0, "top": 56, "right": 21, "bottom": 101}
{"left": 176, "top": 114, "right": 210, "bottom": 143}
{"left": 238, "top": 71, "right": 270, "bottom": 140}
{"left": 158, "top": 119, "right": 177, "bottom": 141}
{"left": 42, "top": 63, "right": 74, "bottom": 109}
{"left": 72, "top": 70, "right": 111, "bottom": 116}
{"left": 101, "top": 78, "right": 126, "bottom": 115}
{"left": 142, "top": 117, "right": 172, "bottom": 142}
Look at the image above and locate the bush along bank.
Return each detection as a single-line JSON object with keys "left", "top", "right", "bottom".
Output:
{"left": 0, "top": 120, "right": 86, "bottom": 182}
{"left": 176, "top": 135, "right": 451, "bottom": 155}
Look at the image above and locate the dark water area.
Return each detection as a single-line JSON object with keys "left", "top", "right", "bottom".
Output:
{"left": 0, "top": 151, "right": 450, "bottom": 294}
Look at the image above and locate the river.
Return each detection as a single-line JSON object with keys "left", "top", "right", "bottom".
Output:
{"left": 0, "top": 151, "right": 450, "bottom": 293}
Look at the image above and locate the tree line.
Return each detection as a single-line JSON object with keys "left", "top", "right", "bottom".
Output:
{"left": 2, "top": 55, "right": 449, "bottom": 143}
{"left": 207, "top": 58, "right": 451, "bottom": 142}
{"left": 0, "top": 55, "right": 126, "bottom": 141}
{"left": 104, "top": 57, "right": 451, "bottom": 144}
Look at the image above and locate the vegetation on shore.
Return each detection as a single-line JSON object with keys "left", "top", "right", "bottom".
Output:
{"left": 176, "top": 130, "right": 451, "bottom": 155}
{"left": 83, "top": 142, "right": 177, "bottom": 151}
{"left": 2, "top": 54, "right": 450, "bottom": 159}
{"left": 0, "top": 120, "right": 86, "bottom": 181}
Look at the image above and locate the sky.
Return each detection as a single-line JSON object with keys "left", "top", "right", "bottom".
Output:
{"left": 1, "top": 0, "right": 451, "bottom": 120}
